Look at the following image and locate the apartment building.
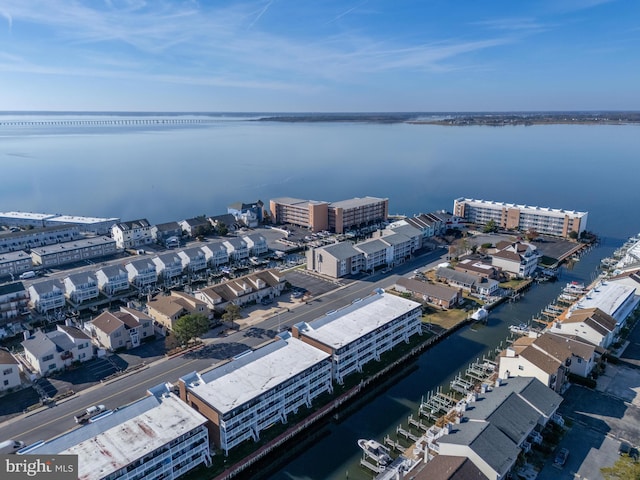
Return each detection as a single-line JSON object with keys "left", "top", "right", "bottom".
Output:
{"left": 0, "top": 224, "right": 82, "bottom": 254}
{"left": 178, "top": 334, "right": 333, "bottom": 455}
{"left": 453, "top": 198, "right": 588, "bottom": 238}
{"left": 291, "top": 289, "right": 422, "bottom": 384}
{"left": 0, "top": 251, "right": 34, "bottom": 278}
{"left": 491, "top": 241, "right": 541, "bottom": 278}
{"left": 63, "top": 272, "right": 99, "bottom": 305}
{"left": 269, "top": 196, "right": 389, "bottom": 234}
{"left": 269, "top": 197, "right": 330, "bottom": 232}
{"left": 30, "top": 236, "right": 117, "bottom": 268}
{"left": 24, "top": 389, "right": 211, "bottom": 480}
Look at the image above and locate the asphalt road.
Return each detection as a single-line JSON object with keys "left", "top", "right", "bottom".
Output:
{"left": 0, "top": 249, "right": 447, "bottom": 447}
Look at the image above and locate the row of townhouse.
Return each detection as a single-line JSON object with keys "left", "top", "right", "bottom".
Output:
{"left": 0, "top": 224, "right": 83, "bottom": 254}
{"left": 453, "top": 198, "right": 588, "bottom": 238}
{"left": 498, "top": 268, "right": 640, "bottom": 393}
{"left": 179, "top": 289, "right": 422, "bottom": 454}
{"left": 411, "top": 376, "right": 563, "bottom": 480}
{"left": 144, "top": 269, "right": 286, "bottom": 332}
{"left": 24, "top": 236, "right": 271, "bottom": 314}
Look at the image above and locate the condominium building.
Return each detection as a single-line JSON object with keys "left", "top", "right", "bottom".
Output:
{"left": 291, "top": 289, "right": 422, "bottom": 384}
{"left": 269, "top": 196, "right": 389, "bottom": 234}
{"left": 0, "top": 251, "right": 34, "bottom": 278}
{"left": 28, "top": 279, "right": 66, "bottom": 313}
{"left": 453, "top": 198, "right": 588, "bottom": 238}
{"left": 269, "top": 197, "right": 329, "bottom": 232}
{"left": 178, "top": 334, "right": 333, "bottom": 455}
{"left": 111, "top": 219, "right": 153, "bottom": 249}
{"left": 0, "top": 281, "right": 29, "bottom": 326}
{"left": 0, "top": 211, "right": 119, "bottom": 235}
{"left": 0, "top": 224, "right": 82, "bottom": 254}
{"left": 30, "top": 236, "right": 117, "bottom": 267}
{"left": 23, "top": 388, "right": 211, "bottom": 480}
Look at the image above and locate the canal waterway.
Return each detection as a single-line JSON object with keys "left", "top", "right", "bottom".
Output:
{"left": 263, "top": 240, "right": 618, "bottom": 480}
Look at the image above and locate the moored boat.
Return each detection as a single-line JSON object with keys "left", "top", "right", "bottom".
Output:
{"left": 358, "top": 439, "right": 393, "bottom": 466}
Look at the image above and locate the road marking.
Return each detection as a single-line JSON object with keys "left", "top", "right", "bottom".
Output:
{"left": 12, "top": 358, "right": 201, "bottom": 439}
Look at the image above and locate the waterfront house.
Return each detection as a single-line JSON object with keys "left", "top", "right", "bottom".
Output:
{"left": 200, "top": 241, "right": 229, "bottom": 268}
{"left": 24, "top": 388, "right": 211, "bottom": 480}
{"left": 499, "top": 332, "right": 598, "bottom": 392}
{"left": 242, "top": 233, "right": 269, "bottom": 256}
{"left": 177, "top": 247, "right": 208, "bottom": 273}
{"left": 0, "top": 281, "right": 29, "bottom": 326}
{"left": 125, "top": 259, "right": 157, "bottom": 291}
{"left": 22, "top": 324, "right": 93, "bottom": 376}
{"left": 569, "top": 279, "right": 638, "bottom": 327}
{"left": 455, "top": 259, "right": 501, "bottom": 280}
{"left": 146, "top": 291, "right": 208, "bottom": 331}
{"left": 402, "top": 213, "right": 439, "bottom": 239}
{"left": 208, "top": 213, "right": 239, "bottom": 232}
{"left": 0, "top": 348, "right": 21, "bottom": 392}
{"left": 63, "top": 272, "right": 99, "bottom": 305}
{"left": 151, "top": 252, "right": 184, "bottom": 285}
{"left": 96, "top": 264, "right": 129, "bottom": 296}
{"left": 111, "top": 219, "right": 153, "bottom": 249}
{"left": 178, "top": 334, "right": 332, "bottom": 455}
{"left": 435, "top": 267, "right": 477, "bottom": 291}
{"left": 150, "top": 221, "right": 182, "bottom": 247}
{"left": 179, "top": 216, "right": 210, "bottom": 237}
{"left": 222, "top": 237, "right": 250, "bottom": 262}
{"left": 85, "top": 307, "right": 154, "bottom": 350}
{"left": 291, "top": 289, "right": 422, "bottom": 385}
{"left": 548, "top": 307, "right": 617, "bottom": 348}
{"left": 28, "top": 279, "right": 66, "bottom": 314}
{"left": 394, "top": 277, "right": 462, "bottom": 309}
{"left": 227, "top": 200, "right": 264, "bottom": 227}
{"left": 491, "top": 241, "right": 540, "bottom": 278}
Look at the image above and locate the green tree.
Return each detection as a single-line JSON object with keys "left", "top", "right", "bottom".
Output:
{"left": 601, "top": 454, "right": 640, "bottom": 480}
{"left": 216, "top": 222, "right": 229, "bottom": 236}
{"left": 483, "top": 219, "right": 498, "bottom": 233}
{"left": 173, "top": 313, "right": 209, "bottom": 345}
{"left": 222, "top": 303, "right": 242, "bottom": 330}
{"left": 568, "top": 230, "right": 579, "bottom": 240}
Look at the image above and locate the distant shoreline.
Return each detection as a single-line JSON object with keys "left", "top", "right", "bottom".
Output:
{"left": 255, "top": 112, "right": 640, "bottom": 126}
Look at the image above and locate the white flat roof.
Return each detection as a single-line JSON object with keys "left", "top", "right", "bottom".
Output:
{"left": 456, "top": 198, "right": 587, "bottom": 217}
{"left": 47, "top": 215, "right": 120, "bottom": 224}
{"left": 26, "top": 394, "right": 208, "bottom": 480}
{"left": 30, "top": 236, "right": 115, "bottom": 254}
{"left": 297, "top": 290, "right": 421, "bottom": 350}
{"left": 0, "top": 211, "right": 56, "bottom": 220}
{"left": 185, "top": 336, "right": 330, "bottom": 415}
{"left": 574, "top": 282, "right": 636, "bottom": 318}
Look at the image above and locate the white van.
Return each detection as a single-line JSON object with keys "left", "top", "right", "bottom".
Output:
{"left": 19, "top": 271, "right": 36, "bottom": 280}
{"left": 0, "top": 439, "right": 25, "bottom": 454}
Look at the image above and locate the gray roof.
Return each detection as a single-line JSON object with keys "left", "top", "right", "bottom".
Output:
{"left": 328, "top": 196, "right": 387, "bottom": 209}
{"left": 380, "top": 232, "right": 411, "bottom": 246}
{"left": 154, "top": 252, "right": 181, "bottom": 264}
{"left": 518, "top": 377, "right": 563, "bottom": 418}
{"left": 114, "top": 219, "right": 150, "bottom": 231}
{"left": 388, "top": 223, "right": 421, "bottom": 238}
{"left": 65, "top": 272, "right": 97, "bottom": 284}
{"left": 22, "top": 330, "right": 56, "bottom": 357}
{"left": 0, "top": 348, "right": 19, "bottom": 365}
{"left": 436, "top": 267, "right": 478, "bottom": 286}
{"left": 153, "top": 221, "right": 181, "bottom": 232}
{"left": 395, "top": 277, "right": 459, "bottom": 300}
{"left": 128, "top": 258, "right": 156, "bottom": 270}
{"left": 48, "top": 330, "right": 76, "bottom": 352}
{"left": 57, "top": 325, "right": 90, "bottom": 341}
{"left": 97, "top": 264, "right": 127, "bottom": 277}
{"left": 29, "top": 279, "right": 64, "bottom": 295}
{"left": 320, "top": 242, "right": 361, "bottom": 260}
{"left": 486, "top": 394, "right": 540, "bottom": 443}
{"left": 224, "top": 237, "right": 247, "bottom": 248}
{"left": 355, "top": 238, "right": 389, "bottom": 255}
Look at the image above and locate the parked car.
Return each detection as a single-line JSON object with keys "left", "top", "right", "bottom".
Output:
{"left": 619, "top": 442, "right": 639, "bottom": 460}
{"left": 554, "top": 447, "right": 569, "bottom": 466}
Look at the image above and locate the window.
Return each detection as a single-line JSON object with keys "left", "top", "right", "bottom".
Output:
{"left": 42, "top": 354, "right": 54, "bottom": 362}
{"left": 3, "top": 380, "right": 8, "bottom": 386}
{"left": 2, "top": 368, "right": 12, "bottom": 375}
{"left": 518, "top": 365, "right": 524, "bottom": 371}
{"left": 48, "top": 364, "right": 56, "bottom": 370}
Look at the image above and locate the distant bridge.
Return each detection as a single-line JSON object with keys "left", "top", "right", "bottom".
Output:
{"left": 0, "top": 118, "right": 215, "bottom": 127}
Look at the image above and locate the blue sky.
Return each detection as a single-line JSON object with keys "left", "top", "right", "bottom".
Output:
{"left": 1, "top": 0, "right": 639, "bottom": 112}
